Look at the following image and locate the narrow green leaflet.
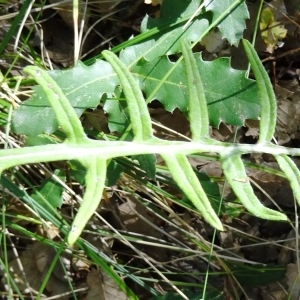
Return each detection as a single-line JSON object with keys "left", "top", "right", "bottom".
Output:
{"left": 68, "top": 157, "right": 106, "bottom": 245}
{"left": 221, "top": 153, "right": 288, "bottom": 221}
{"left": 162, "top": 153, "right": 223, "bottom": 231}
{"left": 243, "top": 39, "right": 277, "bottom": 142}
{"left": 275, "top": 154, "right": 300, "bottom": 206}
{"left": 181, "top": 39, "right": 209, "bottom": 139}
{"left": 102, "top": 50, "right": 153, "bottom": 141}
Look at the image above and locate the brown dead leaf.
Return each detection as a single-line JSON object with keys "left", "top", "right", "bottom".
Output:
{"left": 286, "top": 263, "right": 300, "bottom": 299}
{"left": 276, "top": 89, "right": 300, "bottom": 145}
{"left": 0, "top": 243, "right": 71, "bottom": 299}
{"left": 84, "top": 268, "right": 128, "bottom": 300}
{"left": 117, "top": 194, "right": 167, "bottom": 260}
{"left": 48, "top": 0, "right": 89, "bottom": 29}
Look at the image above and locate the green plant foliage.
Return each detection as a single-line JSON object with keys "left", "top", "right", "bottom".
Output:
{"left": 206, "top": 0, "right": 249, "bottom": 46}
{"left": 103, "top": 97, "right": 130, "bottom": 135}
{"left": 133, "top": 154, "right": 156, "bottom": 180}
{"left": 3, "top": 0, "right": 300, "bottom": 257}
{"left": 242, "top": 39, "right": 277, "bottom": 142}
{"left": 4, "top": 1, "right": 300, "bottom": 298}
{"left": 134, "top": 55, "right": 260, "bottom": 126}
{"left": 12, "top": 60, "right": 118, "bottom": 136}
{"left": 12, "top": 54, "right": 260, "bottom": 136}
{"left": 130, "top": 0, "right": 210, "bottom": 62}
{"left": 188, "top": 171, "right": 224, "bottom": 213}
{"left": 31, "top": 169, "right": 65, "bottom": 209}
{"left": 5, "top": 39, "right": 300, "bottom": 246}
{"left": 12, "top": 0, "right": 251, "bottom": 136}
{"left": 106, "top": 160, "right": 124, "bottom": 186}
{"left": 121, "top": 0, "right": 248, "bottom": 64}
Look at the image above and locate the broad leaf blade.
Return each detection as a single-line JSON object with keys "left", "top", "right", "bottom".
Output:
{"left": 13, "top": 54, "right": 259, "bottom": 136}
{"left": 206, "top": 0, "right": 249, "bottom": 46}
{"left": 31, "top": 169, "right": 65, "bottom": 209}
{"left": 120, "top": 0, "right": 209, "bottom": 65}
{"left": 133, "top": 55, "right": 260, "bottom": 127}
{"left": 12, "top": 61, "right": 118, "bottom": 136}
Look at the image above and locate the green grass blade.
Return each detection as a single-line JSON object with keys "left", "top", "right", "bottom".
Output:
{"left": 0, "top": 0, "right": 33, "bottom": 55}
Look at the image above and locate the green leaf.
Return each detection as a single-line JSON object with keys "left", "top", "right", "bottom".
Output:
{"left": 221, "top": 153, "right": 288, "bottom": 221}
{"left": 69, "top": 160, "right": 87, "bottom": 185}
{"left": 12, "top": 61, "right": 118, "bottom": 136}
{"left": 13, "top": 55, "right": 259, "bottom": 137}
{"left": 182, "top": 170, "right": 224, "bottom": 214}
{"left": 134, "top": 55, "right": 260, "bottom": 127}
{"left": 31, "top": 169, "right": 65, "bottom": 209}
{"left": 120, "top": 0, "right": 209, "bottom": 63}
{"left": 106, "top": 160, "right": 124, "bottom": 186}
{"left": 120, "top": 0, "right": 248, "bottom": 64}
{"left": 242, "top": 39, "right": 277, "bottom": 142}
{"left": 274, "top": 154, "right": 300, "bottom": 207}
{"left": 162, "top": 153, "right": 223, "bottom": 231}
{"left": 103, "top": 98, "right": 131, "bottom": 136}
{"left": 181, "top": 39, "right": 209, "bottom": 138}
{"left": 133, "top": 154, "right": 156, "bottom": 180}
{"left": 194, "top": 171, "right": 224, "bottom": 213}
{"left": 102, "top": 49, "right": 153, "bottom": 141}
{"left": 206, "top": 0, "right": 249, "bottom": 46}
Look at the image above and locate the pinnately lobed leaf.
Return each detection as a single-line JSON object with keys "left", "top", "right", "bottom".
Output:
{"left": 13, "top": 61, "right": 118, "bottom": 136}
{"left": 133, "top": 55, "right": 259, "bottom": 127}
